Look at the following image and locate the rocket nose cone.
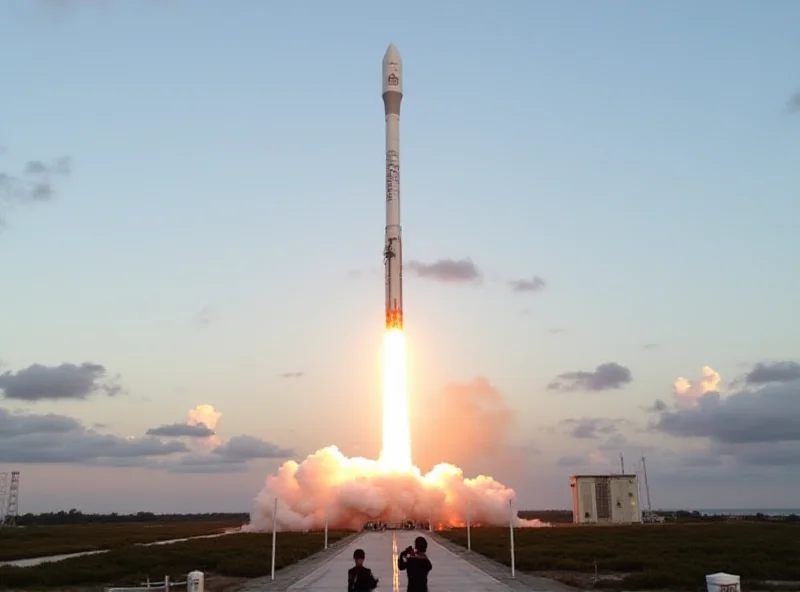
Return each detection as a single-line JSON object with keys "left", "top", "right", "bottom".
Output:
{"left": 383, "top": 43, "right": 401, "bottom": 64}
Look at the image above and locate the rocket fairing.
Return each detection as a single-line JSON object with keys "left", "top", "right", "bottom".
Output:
{"left": 383, "top": 44, "right": 404, "bottom": 331}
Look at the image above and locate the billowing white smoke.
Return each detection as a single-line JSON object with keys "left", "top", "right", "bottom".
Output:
{"left": 244, "top": 445, "right": 548, "bottom": 532}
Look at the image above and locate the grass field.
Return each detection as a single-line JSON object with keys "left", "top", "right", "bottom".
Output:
{"left": 439, "top": 522, "right": 800, "bottom": 591}
{"left": 0, "top": 529, "right": 352, "bottom": 589}
{"left": 0, "top": 520, "right": 243, "bottom": 562}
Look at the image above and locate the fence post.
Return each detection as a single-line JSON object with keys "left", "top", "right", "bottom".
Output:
{"left": 165, "top": 575, "right": 170, "bottom": 590}
{"left": 324, "top": 513, "right": 329, "bottom": 549}
{"left": 466, "top": 502, "right": 471, "bottom": 551}
{"left": 271, "top": 497, "right": 278, "bottom": 580}
{"left": 509, "top": 498, "right": 516, "bottom": 579}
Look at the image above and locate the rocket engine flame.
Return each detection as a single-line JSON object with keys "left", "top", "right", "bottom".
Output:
{"left": 244, "top": 324, "right": 548, "bottom": 532}
{"left": 380, "top": 329, "right": 411, "bottom": 471}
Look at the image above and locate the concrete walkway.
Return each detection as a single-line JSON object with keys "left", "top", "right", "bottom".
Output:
{"left": 242, "top": 530, "right": 572, "bottom": 591}
{"left": 292, "top": 530, "right": 517, "bottom": 591}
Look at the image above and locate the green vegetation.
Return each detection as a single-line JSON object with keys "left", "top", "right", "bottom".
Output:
{"left": 0, "top": 530, "right": 352, "bottom": 589}
{"left": 440, "top": 523, "right": 800, "bottom": 591}
{"left": 0, "top": 520, "right": 242, "bottom": 561}
{"left": 516, "top": 509, "right": 800, "bottom": 524}
{"left": 14, "top": 509, "right": 249, "bottom": 527}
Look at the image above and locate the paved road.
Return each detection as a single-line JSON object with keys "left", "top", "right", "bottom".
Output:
{"left": 240, "top": 530, "right": 576, "bottom": 591}
{"left": 285, "top": 530, "right": 529, "bottom": 591}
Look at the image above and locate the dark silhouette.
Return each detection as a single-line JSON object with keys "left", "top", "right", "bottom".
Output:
{"left": 348, "top": 548, "right": 379, "bottom": 591}
{"left": 398, "top": 535, "right": 433, "bottom": 592}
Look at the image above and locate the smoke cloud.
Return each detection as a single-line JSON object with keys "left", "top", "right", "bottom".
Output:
{"left": 412, "top": 377, "right": 514, "bottom": 471}
{"left": 244, "top": 445, "right": 546, "bottom": 532}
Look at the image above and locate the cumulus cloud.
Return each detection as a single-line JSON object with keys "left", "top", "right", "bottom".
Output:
{"left": 680, "top": 451, "right": 724, "bottom": 467}
{"left": 0, "top": 153, "right": 70, "bottom": 223}
{"left": 650, "top": 361, "right": 800, "bottom": 466}
{"left": 182, "top": 404, "right": 222, "bottom": 447}
{"left": 547, "top": 362, "right": 632, "bottom": 392}
{"left": 213, "top": 435, "right": 294, "bottom": 461}
{"left": 0, "top": 409, "right": 80, "bottom": 437}
{"left": 281, "top": 371, "right": 304, "bottom": 379}
{"left": 655, "top": 380, "right": 800, "bottom": 445}
{"left": 0, "top": 362, "right": 122, "bottom": 401}
{"left": 146, "top": 423, "right": 214, "bottom": 438}
{"left": 157, "top": 435, "right": 294, "bottom": 474}
{"left": 673, "top": 365, "right": 720, "bottom": 408}
{"left": 139, "top": 404, "right": 292, "bottom": 472}
{"left": 407, "top": 258, "right": 481, "bottom": 284}
{"left": 0, "top": 408, "right": 186, "bottom": 464}
{"left": 745, "top": 361, "right": 800, "bottom": 385}
{"left": 0, "top": 406, "right": 294, "bottom": 472}
{"left": 561, "top": 418, "right": 620, "bottom": 439}
{"left": 196, "top": 305, "right": 213, "bottom": 326}
{"left": 508, "top": 276, "right": 546, "bottom": 293}
{"left": 412, "top": 377, "right": 514, "bottom": 471}
{"left": 787, "top": 91, "right": 800, "bottom": 114}
{"left": 557, "top": 450, "right": 608, "bottom": 468}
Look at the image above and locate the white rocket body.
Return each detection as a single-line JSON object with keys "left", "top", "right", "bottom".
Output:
{"left": 382, "top": 44, "right": 403, "bottom": 330}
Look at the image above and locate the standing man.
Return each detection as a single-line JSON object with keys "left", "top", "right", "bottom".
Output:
{"left": 348, "top": 548, "right": 379, "bottom": 591}
{"left": 398, "top": 536, "right": 433, "bottom": 592}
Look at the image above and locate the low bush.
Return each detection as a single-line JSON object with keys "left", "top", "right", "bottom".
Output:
{"left": 0, "top": 521, "right": 242, "bottom": 561}
{"left": 0, "top": 530, "right": 352, "bottom": 589}
{"left": 440, "top": 522, "right": 800, "bottom": 590}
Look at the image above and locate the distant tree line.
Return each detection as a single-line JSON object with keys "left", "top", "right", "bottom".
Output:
{"left": 13, "top": 509, "right": 250, "bottom": 526}
{"left": 516, "top": 509, "right": 799, "bottom": 523}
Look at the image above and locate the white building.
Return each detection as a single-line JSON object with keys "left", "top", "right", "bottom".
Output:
{"left": 570, "top": 474, "right": 641, "bottom": 524}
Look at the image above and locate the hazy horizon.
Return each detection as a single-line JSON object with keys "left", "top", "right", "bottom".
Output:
{"left": 2, "top": 0, "right": 800, "bottom": 515}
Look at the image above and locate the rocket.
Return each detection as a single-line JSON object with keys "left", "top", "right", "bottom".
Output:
{"left": 383, "top": 44, "right": 403, "bottom": 331}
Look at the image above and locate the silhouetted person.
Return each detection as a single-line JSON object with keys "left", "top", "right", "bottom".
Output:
{"left": 348, "top": 548, "right": 379, "bottom": 591}
{"left": 398, "top": 535, "right": 432, "bottom": 592}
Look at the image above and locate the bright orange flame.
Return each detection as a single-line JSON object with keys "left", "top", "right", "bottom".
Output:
{"left": 380, "top": 328, "right": 412, "bottom": 471}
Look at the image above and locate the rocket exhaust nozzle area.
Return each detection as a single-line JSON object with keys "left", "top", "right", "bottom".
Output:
{"left": 385, "top": 309, "right": 403, "bottom": 330}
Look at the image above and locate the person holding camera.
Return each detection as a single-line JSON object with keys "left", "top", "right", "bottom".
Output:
{"left": 397, "top": 535, "right": 432, "bottom": 592}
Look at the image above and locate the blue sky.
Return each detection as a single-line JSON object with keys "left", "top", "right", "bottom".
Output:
{"left": 1, "top": 0, "right": 800, "bottom": 514}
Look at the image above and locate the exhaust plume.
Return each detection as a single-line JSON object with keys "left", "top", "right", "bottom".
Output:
{"left": 244, "top": 445, "right": 547, "bottom": 532}
{"left": 412, "top": 377, "right": 514, "bottom": 472}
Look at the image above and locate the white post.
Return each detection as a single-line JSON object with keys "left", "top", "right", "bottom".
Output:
{"left": 165, "top": 575, "right": 170, "bottom": 590}
{"left": 271, "top": 497, "right": 278, "bottom": 580}
{"left": 509, "top": 498, "right": 516, "bottom": 579}
{"left": 466, "top": 502, "right": 472, "bottom": 551}
{"left": 324, "top": 513, "right": 329, "bottom": 550}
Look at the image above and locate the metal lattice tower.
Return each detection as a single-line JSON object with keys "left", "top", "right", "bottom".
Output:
{"left": 0, "top": 472, "right": 8, "bottom": 526}
{"left": 5, "top": 472, "right": 20, "bottom": 527}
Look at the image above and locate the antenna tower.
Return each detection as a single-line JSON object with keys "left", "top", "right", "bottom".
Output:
{"left": 0, "top": 473, "right": 8, "bottom": 526}
{"left": 4, "top": 472, "right": 20, "bottom": 527}
{"left": 641, "top": 456, "right": 652, "bottom": 514}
